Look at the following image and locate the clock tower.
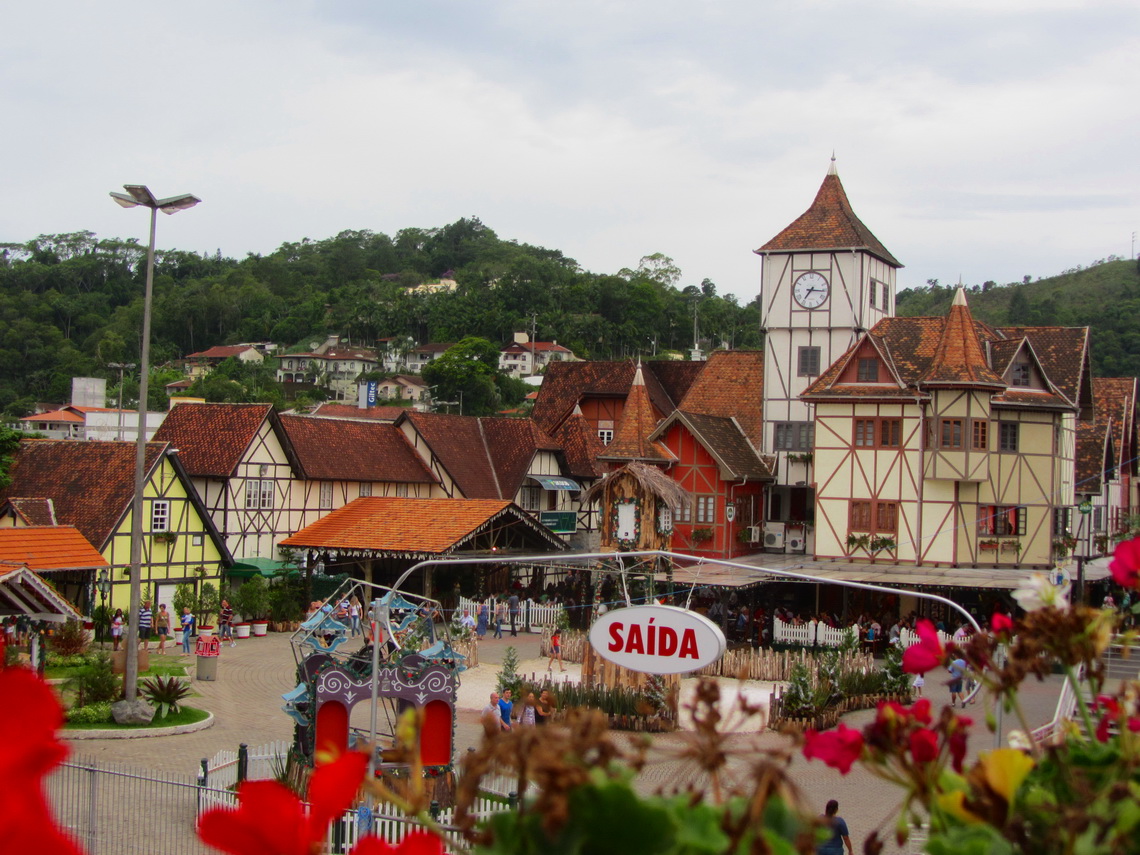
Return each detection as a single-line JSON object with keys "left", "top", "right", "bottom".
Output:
{"left": 755, "top": 159, "right": 902, "bottom": 522}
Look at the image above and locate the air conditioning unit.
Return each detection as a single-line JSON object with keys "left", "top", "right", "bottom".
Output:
{"left": 763, "top": 522, "right": 786, "bottom": 550}
{"left": 786, "top": 532, "right": 807, "bottom": 553}
{"left": 744, "top": 525, "right": 762, "bottom": 543}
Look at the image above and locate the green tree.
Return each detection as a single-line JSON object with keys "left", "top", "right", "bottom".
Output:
{"left": 421, "top": 336, "right": 503, "bottom": 416}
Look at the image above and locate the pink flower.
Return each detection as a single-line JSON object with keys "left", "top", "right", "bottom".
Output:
{"left": 803, "top": 723, "right": 864, "bottom": 775}
{"left": 902, "top": 619, "right": 944, "bottom": 674}
{"left": 991, "top": 612, "right": 1014, "bottom": 635}
{"left": 1110, "top": 538, "right": 1140, "bottom": 588}
{"left": 909, "top": 728, "right": 939, "bottom": 764}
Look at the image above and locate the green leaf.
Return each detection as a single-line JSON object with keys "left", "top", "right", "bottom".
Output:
{"left": 924, "top": 825, "right": 1013, "bottom": 855}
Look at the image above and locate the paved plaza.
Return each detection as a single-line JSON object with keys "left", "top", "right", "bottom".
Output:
{"left": 63, "top": 629, "right": 1068, "bottom": 854}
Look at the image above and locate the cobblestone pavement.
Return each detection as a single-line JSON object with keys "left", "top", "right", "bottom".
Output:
{"left": 67, "top": 631, "right": 1066, "bottom": 854}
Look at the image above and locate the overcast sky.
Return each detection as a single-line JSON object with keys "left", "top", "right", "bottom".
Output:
{"left": 3, "top": 1, "right": 1138, "bottom": 301}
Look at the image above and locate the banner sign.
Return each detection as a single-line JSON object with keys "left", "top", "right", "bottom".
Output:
{"left": 588, "top": 604, "right": 726, "bottom": 675}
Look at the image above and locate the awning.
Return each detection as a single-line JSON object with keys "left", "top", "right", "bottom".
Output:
{"left": 528, "top": 475, "right": 581, "bottom": 491}
{"left": 229, "top": 558, "right": 297, "bottom": 578}
{"left": 0, "top": 565, "right": 83, "bottom": 622}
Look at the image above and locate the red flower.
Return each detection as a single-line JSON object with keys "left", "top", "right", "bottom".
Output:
{"left": 902, "top": 619, "right": 944, "bottom": 674}
{"left": 910, "top": 697, "right": 933, "bottom": 725}
{"left": 803, "top": 723, "right": 864, "bottom": 775}
{"left": 909, "top": 728, "right": 939, "bottom": 764}
{"left": 947, "top": 716, "right": 972, "bottom": 773}
{"left": 351, "top": 832, "right": 446, "bottom": 855}
{"left": 1110, "top": 538, "right": 1140, "bottom": 588}
{"left": 991, "top": 612, "right": 1014, "bottom": 635}
{"left": 0, "top": 667, "right": 84, "bottom": 855}
{"left": 199, "top": 750, "right": 368, "bottom": 855}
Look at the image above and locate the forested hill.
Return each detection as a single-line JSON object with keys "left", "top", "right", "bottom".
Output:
{"left": 0, "top": 220, "right": 759, "bottom": 418}
{"left": 896, "top": 258, "right": 1140, "bottom": 379}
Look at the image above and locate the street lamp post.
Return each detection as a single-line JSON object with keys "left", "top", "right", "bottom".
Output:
{"left": 95, "top": 569, "right": 110, "bottom": 644}
{"left": 109, "top": 185, "right": 200, "bottom": 709}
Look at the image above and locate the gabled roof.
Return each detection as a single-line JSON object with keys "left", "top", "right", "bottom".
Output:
{"left": 675, "top": 350, "right": 764, "bottom": 448}
{"left": 921, "top": 289, "right": 1005, "bottom": 387}
{"left": 1076, "top": 420, "right": 1113, "bottom": 495}
{"left": 501, "top": 341, "right": 572, "bottom": 354}
{"left": 153, "top": 403, "right": 279, "bottom": 478}
{"left": 279, "top": 497, "right": 567, "bottom": 556}
{"left": 550, "top": 408, "right": 606, "bottom": 480}
{"left": 998, "top": 327, "right": 1093, "bottom": 413}
{"left": 20, "top": 409, "right": 84, "bottom": 424}
{"left": 4, "top": 497, "right": 57, "bottom": 526}
{"left": 531, "top": 360, "right": 702, "bottom": 433}
{"left": 0, "top": 565, "right": 82, "bottom": 621}
{"left": 598, "top": 364, "right": 674, "bottom": 464}
{"left": 1093, "top": 377, "right": 1137, "bottom": 474}
{"left": 0, "top": 440, "right": 166, "bottom": 548}
{"left": 399, "top": 412, "right": 564, "bottom": 499}
{"left": 187, "top": 345, "right": 259, "bottom": 360}
{"left": 279, "top": 414, "right": 436, "bottom": 484}
{"left": 308, "top": 403, "right": 407, "bottom": 422}
{"left": 0, "top": 526, "right": 108, "bottom": 572}
{"left": 756, "top": 161, "right": 901, "bottom": 267}
{"left": 650, "top": 411, "right": 772, "bottom": 481}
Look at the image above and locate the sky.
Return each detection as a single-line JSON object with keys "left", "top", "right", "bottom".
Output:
{"left": 3, "top": 1, "right": 1138, "bottom": 301}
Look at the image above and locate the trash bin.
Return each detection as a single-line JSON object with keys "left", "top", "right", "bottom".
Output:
{"left": 195, "top": 636, "right": 221, "bottom": 680}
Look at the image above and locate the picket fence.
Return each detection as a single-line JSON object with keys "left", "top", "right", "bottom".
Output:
{"left": 772, "top": 617, "right": 954, "bottom": 650}
{"left": 458, "top": 596, "right": 564, "bottom": 632}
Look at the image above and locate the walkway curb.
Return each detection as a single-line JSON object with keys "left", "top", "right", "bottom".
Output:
{"left": 63, "top": 710, "right": 215, "bottom": 740}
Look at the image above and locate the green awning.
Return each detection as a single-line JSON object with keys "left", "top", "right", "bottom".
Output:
{"left": 228, "top": 558, "right": 297, "bottom": 578}
{"left": 528, "top": 475, "right": 581, "bottom": 491}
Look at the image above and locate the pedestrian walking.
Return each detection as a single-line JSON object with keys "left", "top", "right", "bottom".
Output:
{"left": 548, "top": 627, "right": 565, "bottom": 672}
{"left": 948, "top": 656, "right": 967, "bottom": 708}
{"left": 476, "top": 602, "right": 489, "bottom": 637}
{"left": 349, "top": 597, "right": 362, "bottom": 637}
{"left": 816, "top": 800, "right": 854, "bottom": 855}
{"left": 137, "top": 601, "right": 153, "bottom": 651}
{"left": 156, "top": 604, "right": 170, "bottom": 653}
{"left": 180, "top": 607, "right": 195, "bottom": 655}
{"left": 219, "top": 599, "right": 234, "bottom": 646}
{"left": 494, "top": 600, "right": 506, "bottom": 639}
{"left": 111, "top": 609, "right": 124, "bottom": 651}
{"left": 508, "top": 593, "right": 520, "bottom": 636}
{"left": 498, "top": 688, "right": 514, "bottom": 730}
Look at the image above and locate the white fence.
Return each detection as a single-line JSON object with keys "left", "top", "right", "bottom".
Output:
{"left": 773, "top": 617, "right": 954, "bottom": 650}
{"left": 457, "top": 596, "right": 564, "bottom": 632}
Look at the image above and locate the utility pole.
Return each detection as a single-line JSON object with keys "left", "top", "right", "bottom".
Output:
{"left": 107, "top": 362, "right": 136, "bottom": 441}
{"left": 530, "top": 313, "right": 537, "bottom": 377}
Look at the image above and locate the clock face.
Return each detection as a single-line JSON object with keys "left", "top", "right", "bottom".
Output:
{"left": 793, "top": 272, "right": 830, "bottom": 309}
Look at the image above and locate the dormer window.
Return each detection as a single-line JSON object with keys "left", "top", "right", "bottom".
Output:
{"left": 1011, "top": 362, "right": 1031, "bottom": 387}
{"left": 857, "top": 358, "right": 879, "bottom": 382}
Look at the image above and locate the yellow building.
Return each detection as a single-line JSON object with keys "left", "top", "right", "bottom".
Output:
{"left": 802, "top": 288, "right": 1092, "bottom": 570}
{"left": 0, "top": 439, "right": 230, "bottom": 612}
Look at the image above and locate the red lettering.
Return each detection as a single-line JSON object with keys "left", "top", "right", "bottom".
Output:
{"left": 659, "top": 627, "right": 678, "bottom": 656}
{"left": 647, "top": 622, "right": 656, "bottom": 655}
{"left": 679, "top": 628, "right": 699, "bottom": 659}
{"left": 625, "top": 623, "right": 644, "bottom": 654}
{"left": 608, "top": 622, "right": 624, "bottom": 652}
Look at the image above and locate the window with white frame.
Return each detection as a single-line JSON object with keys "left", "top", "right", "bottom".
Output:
{"left": 395, "top": 484, "right": 409, "bottom": 498}
{"left": 676, "top": 501, "right": 692, "bottom": 523}
{"left": 319, "top": 482, "right": 333, "bottom": 509}
{"left": 774, "top": 421, "right": 814, "bottom": 451}
{"left": 598, "top": 429, "right": 614, "bottom": 445}
{"left": 359, "top": 482, "right": 372, "bottom": 498}
{"left": 695, "top": 495, "right": 716, "bottom": 524}
{"left": 657, "top": 505, "right": 673, "bottom": 533}
{"left": 520, "top": 485, "right": 542, "bottom": 511}
{"left": 151, "top": 500, "right": 170, "bottom": 533}
{"left": 246, "top": 480, "right": 274, "bottom": 510}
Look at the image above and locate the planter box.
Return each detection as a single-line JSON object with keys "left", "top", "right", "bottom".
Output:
{"left": 198, "top": 626, "right": 215, "bottom": 637}
{"left": 234, "top": 624, "right": 251, "bottom": 639}
{"left": 251, "top": 621, "right": 269, "bottom": 637}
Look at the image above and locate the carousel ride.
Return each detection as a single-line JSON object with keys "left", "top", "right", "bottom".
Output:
{"left": 282, "top": 579, "right": 467, "bottom": 800}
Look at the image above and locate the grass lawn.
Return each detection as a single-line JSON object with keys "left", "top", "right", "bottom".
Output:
{"left": 46, "top": 653, "right": 190, "bottom": 681}
{"left": 64, "top": 705, "right": 210, "bottom": 730}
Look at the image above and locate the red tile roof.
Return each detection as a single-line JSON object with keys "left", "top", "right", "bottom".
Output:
{"left": 479, "top": 418, "right": 562, "bottom": 496}
{"left": 756, "top": 163, "right": 901, "bottom": 267}
{"left": 653, "top": 412, "right": 772, "bottom": 480}
{"left": 4, "top": 498, "right": 57, "bottom": 526}
{"left": 1092, "top": 377, "right": 1137, "bottom": 473}
{"left": 675, "top": 350, "right": 764, "bottom": 448}
{"left": 309, "top": 403, "right": 407, "bottom": 421}
{"left": 998, "top": 327, "right": 1092, "bottom": 410}
{"left": 278, "top": 415, "right": 436, "bottom": 484}
{"left": 279, "top": 497, "right": 565, "bottom": 555}
{"left": 921, "top": 290, "right": 1004, "bottom": 387}
{"left": 599, "top": 364, "right": 674, "bottom": 463}
{"left": 0, "top": 440, "right": 167, "bottom": 548}
{"left": 1076, "top": 421, "right": 1111, "bottom": 494}
{"left": 152, "top": 403, "right": 275, "bottom": 477}
{"left": 187, "top": 345, "right": 258, "bottom": 359}
{"left": 551, "top": 410, "right": 606, "bottom": 480}
{"left": 0, "top": 526, "right": 108, "bottom": 571}
{"left": 501, "top": 342, "right": 572, "bottom": 354}
{"left": 20, "top": 409, "right": 84, "bottom": 424}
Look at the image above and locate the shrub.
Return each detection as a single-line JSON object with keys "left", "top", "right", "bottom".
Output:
{"left": 140, "top": 675, "right": 192, "bottom": 719}
{"left": 66, "top": 702, "right": 113, "bottom": 724}
{"left": 172, "top": 583, "right": 197, "bottom": 619}
{"left": 49, "top": 619, "right": 89, "bottom": 657}
{"left": 65, "top": 653, "right": 121, "bottom": 706}
{"left": 496, "top": 646, "right": 522, "bottom": 696}
{"left": 46, "top": 652, "right": 93, "bottom": 669}
{"left": 233, "top": 576, "right": 271, "bottom": 621}
{"left": 198, "top": 582, "right": 220, "bottom": 626}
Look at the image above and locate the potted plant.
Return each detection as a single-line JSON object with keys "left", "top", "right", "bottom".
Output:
{"left": 153, "top": 531, "right": 177, "bottom": 546}
{"left": 691, "top": 527, "right": 714, "bottom": 544}
{"left": 979, "top": 539, "right": 1000, "bottom": 551}
{"left": 234, "top": 576, "right": 271, "bottom": 637}
{"left": 197, "top": 581, "right": 219, "bottom": 636}
{"left": 846, "top": 532, "right": 871, "bottom": 554}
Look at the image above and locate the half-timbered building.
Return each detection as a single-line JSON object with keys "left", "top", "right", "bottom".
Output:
{"left": 803, "top": 287, "right": 1091, "bottom": 570}
{"left": 0, "top": 439, "right": 230, "bottom": 612}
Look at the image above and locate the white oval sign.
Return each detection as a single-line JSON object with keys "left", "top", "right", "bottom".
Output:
{"left": 588, "top": 604, "right": 727, "bottom": 675}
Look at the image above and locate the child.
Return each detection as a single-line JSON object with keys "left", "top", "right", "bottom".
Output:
{"left": 548, "top": 627, "right": 565, "bottom": 672}
{"left": 912, "top": 673, "right": 924, "bottom": 697}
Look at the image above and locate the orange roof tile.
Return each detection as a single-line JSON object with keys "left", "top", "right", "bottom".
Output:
{"left": 279, "top": 497, "right": 565, "bottom": 555}
{"left": 5, "top": 498, "right": 57, "bottom": 526}
{"left": 921, "top": 289, "right": 1005, "bottom": 387}
{"left": 0, "top": 526, "right": 108, "bottom": 571}
{"left": 20, "top": 409, "right": 84, "bottom": 424}
{"left": 309, "top": 403, "right": 407, "bottom": 421}
{"left": 279, "top": 414, "right": 435, "bottom": 484}
{"left": 757, "top": 162, "right": 900, "bottom": 267}
{"left": 599, "top": 364, "right": 674, "bottom": 463}
{"left": 153, "top": 403, "right": 276, "bottom": 477}
{"left": 675, "top": 350, "right": 764, "bottom": 448}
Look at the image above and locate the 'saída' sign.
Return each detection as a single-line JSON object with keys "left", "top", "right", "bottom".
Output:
{"left": 588, "top": 604, "right": 726, "bottom": 675}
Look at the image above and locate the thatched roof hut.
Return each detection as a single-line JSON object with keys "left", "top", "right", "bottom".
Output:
{"left": 581, "top": 461, "right": 689, "bottom": 509}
